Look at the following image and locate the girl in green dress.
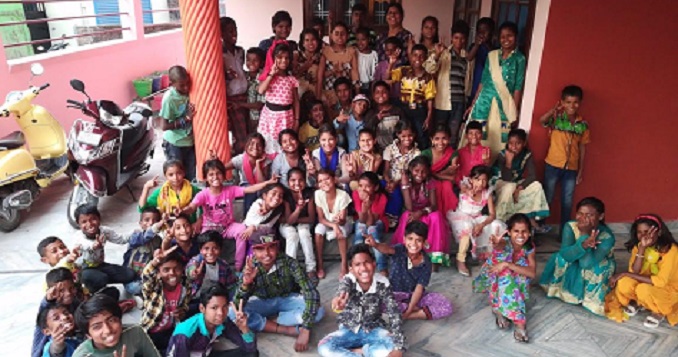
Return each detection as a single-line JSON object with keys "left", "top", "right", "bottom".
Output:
{"left": 540, "top": 197, "right": 616, "bottom": 316}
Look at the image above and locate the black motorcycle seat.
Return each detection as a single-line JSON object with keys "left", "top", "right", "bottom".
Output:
{"left": 120, "top": 113, "right": 147, "bottom": 157}
{"left": 0, "top": 131, "right": 25, "bottom": 150}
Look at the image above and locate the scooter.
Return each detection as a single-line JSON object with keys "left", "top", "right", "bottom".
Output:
{"left": 65, "top": 79, "right": 155, "bottom": 228}
{"left": 0, "top": 63, "right": 69, "bottom": 232}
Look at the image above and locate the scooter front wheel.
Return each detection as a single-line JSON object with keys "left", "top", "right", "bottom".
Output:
{"left": 0, "top": 208, "right": 20, "bottom": 233}
{"left": 67, "top": 184, "right": 99, "bottom": 229}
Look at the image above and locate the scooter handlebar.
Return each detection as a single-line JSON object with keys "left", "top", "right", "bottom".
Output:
{"left": 39, "top": 83, "right": 50, "bottom": 91}
{"left": 66, "top": 99, "right": 83, "bottom": 109}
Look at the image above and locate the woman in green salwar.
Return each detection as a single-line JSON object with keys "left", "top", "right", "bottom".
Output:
{"left": 540, "top": 197, "right": 616, "bottom": 316}
{"left": 464, "top": 21, "right": 526, "bottom": 159}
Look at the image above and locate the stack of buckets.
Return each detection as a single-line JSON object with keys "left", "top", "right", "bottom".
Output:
{"left": 133, "top": 71, "right": 170, "bottom": 111}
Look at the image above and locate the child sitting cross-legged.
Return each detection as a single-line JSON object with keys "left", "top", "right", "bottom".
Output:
{"left": 182, "top": 156, "right": 278, "bottom": 271}
{"left": 140, "top": 245, "right": 191, "bottom": 353}
{"left": 318, "top": 243, "right": 405, "bottom": 357}
{"left": 224, "top": 133, "right": 273, "bottom": 214}
{"left": 167, "top": 286, "right": 258, "bottom": 357}
{"left": 241, "top": 182, "right": 286, "bottom": 243}
{"left": 37, "top": 303, "right": 82, "bottom": 357}
{"left": 185, "top": 231, "right": 237, "bottom": 315}
{"left": 352, "top": 172, "right": 389, "bottom": 276}
{"left": 344, "top": 128, "right": 382, "bottom": 192}
{"left": 122, "top": 207, "right": 166, "bottom": 296}
{"left": 365, "top": 221, "right": 454, "bottom": 321}
{"left": 73, "top": 294, "right": 160, "bottom": 357}
{"left": 161, "top": 213, "right": 200, "bottom": 266}
{"left": 473, "top": 213, "right": 536, "bottom": 343}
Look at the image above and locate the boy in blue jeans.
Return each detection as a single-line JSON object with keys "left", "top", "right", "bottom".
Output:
{"left": 539, "top": 85, "right": 590, "bottom": 228}
{"left": 160, "top": 65, "right": 196, "bottom": 181}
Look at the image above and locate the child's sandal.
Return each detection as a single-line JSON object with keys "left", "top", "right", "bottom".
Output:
{"left": 643, "top": 314, "right": 664, "bottom": 328}
{"left": 623, "top": 303, "right": 643, "bottom": 317}
{"left": 513, "top": 327, "right": 529, "bottom": 343}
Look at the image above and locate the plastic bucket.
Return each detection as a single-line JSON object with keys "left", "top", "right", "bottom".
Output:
{"left": 133, "top": 78, "right": 153, "bottom": 98}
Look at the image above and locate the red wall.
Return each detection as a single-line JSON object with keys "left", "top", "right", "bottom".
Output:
{"left": 529, "top": 0, "right": 678, "bottom": 222}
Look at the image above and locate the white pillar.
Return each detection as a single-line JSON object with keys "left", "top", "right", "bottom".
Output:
{"left": 119, "top": 0, "right": 145, "bottom": 40}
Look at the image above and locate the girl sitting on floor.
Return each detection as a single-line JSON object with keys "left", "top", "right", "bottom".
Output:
{"left": 473, "top": 213, "right": 536, "bottom": 343}
{"left": 606, "top": 214, "right": 678, "bottom": 328}
{"left": 225, "top": 133, "right": 272, "bottom": 214}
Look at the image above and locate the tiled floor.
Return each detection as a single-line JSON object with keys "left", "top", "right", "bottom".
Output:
{"left": 1, "top": 142, "right": 676, "bottom": 356}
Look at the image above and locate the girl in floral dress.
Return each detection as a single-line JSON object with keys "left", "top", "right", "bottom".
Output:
{"left": 473, "top": 213, "right": 536, "bottom": 343}
{"left": 258, "top": 41, "right": 300, "bottom": 154}
{"left": 316, "top": 22, "right": 360, "bottom": 107}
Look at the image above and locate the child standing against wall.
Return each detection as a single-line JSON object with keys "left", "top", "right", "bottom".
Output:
{"left": 539, "top": 85, "right": 590, "bottom": 228}
{"left": 221, "top": 17, "right": 250, "bottom": 155}
{"left": 160, "top": 66, "right": 196, "bottom": 181}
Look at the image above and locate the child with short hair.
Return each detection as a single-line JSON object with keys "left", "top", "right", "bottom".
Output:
{"left": 73, "top": 294, "right": 160, "bottom": 357}
{"left": 221, "top": 17, "right": 250, "bottom": 155}
{"left": 244, "top": 47, "right": 266, "bottom": 129}
{"left": 141, "top": 246, "right": 190, "bottom": 352}
{"left": 280, "top": 167, "right": 318, "bottom": 278}
{"left": 138, "top": 159, "right": 201, "bottom": 225}
{"left": 271, "top": 129, "right": 316, "bottom": 188}
{"left": 355, "top": 27, "right": 379, "bottom": 93}
{"left": 224, "top": 133, "right": 272, "bottom": 214}
{"left": 160, "top": 65, "right": 196, "bottom": 181}
{"left": 382, "top": 119, "right": 421, "bottom": 225}
{"left": 367, "top": 221, "right": 454, "bottom": 320}
{"left": 185, "top": 231, "right": 237, "bottom": 309}
{"left": 344, "top": 128, "right": 382, "bottom": 191}
{"left": 492, "top": 128, "right": 550, "bottom": 228}
{"left": 318, "top": 243, "right": 405, "bottom": 357}
{"left": 183, "top": 156, "right": 277, "bottom": 270}
{"left": 352, "top": 172, "right": 389, "bottom": 275}
{"left": 467, "top": 17, "right": 496, "bottom": 100}
{"left": 299, "top": 99, "right": 326, "bottom": 152}
{"left": 392, "top": 156, "right": 451, "bottom": 270}
{"left": 328, "top": 77, "right": 354, "bottom": 134}
{"left": 373, "top": 37, "right": 404, "bottom": 103}
{"left": 473, "top": 213, "right": 536, "bottom": 343}
{"left": 167, "top": 286, "right": 257, "bottom": 357}
{"left": 539, "top": 85, "right": 590, "bottom": 227}
{"left": 36, "top": 236, "right": 81, "bottom": 291}
{"left": 37, "top": 303, "right": 82, "bottom": 357}
{"left": 258, "top": 10, "right": 297, "bottom": 53}
{"left": 258, "top": 42, "right": 300, "bottom": 154}
{"left": 161, "top": 213, "right": 200, "bottom": 265}
{"left": 364, "top": 80, "right": 406, "bottom": 149}
{"left": 334, "top": 94, "right": 370, "bottom": 152}
{"left": 453, "top": 120, "right": 491, "bottom": 185}
{"left": 122, "top": 207, "right": 165, "bottom": 295}
{"left": 317, "top": 22, "right": 361, "bottom": 107}
{"left": 73, "top": 204, "right": 136, "bottom": 294}
{"left": 387, "top": 43, "right": 437, "bottom": 149}
{"left": 434, "top": 20, "right": 470, "bottom": 146}
{"left": 314, "top": 169, "right": 353, "bottom": 280}
{"left": 447, "top": 165, "right": 506, "bottom": 276}
{"left": 347, "top": 4, "right": 376, "bottom": 48}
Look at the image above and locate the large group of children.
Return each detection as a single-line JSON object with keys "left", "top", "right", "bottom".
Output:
{"left": 30, "top": 4, "right": 678, "bottom": 357}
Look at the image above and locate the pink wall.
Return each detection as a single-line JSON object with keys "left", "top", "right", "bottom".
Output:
{"left": 0, "top": 31, "right": 185, "bottom": 136}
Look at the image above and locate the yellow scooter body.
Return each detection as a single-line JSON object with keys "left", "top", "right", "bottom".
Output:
{"left": 9, "top": 89, "right": 68, "bottom": 159}
{"left": 0, "top": 147, "right": 39, "bottom": 186}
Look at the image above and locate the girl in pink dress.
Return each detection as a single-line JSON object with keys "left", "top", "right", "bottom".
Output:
{"left": 391, "top": 156, "right": 450, "bottom": 269}
{"left": 258, "top": 41, "right": 300, "bottom": 154}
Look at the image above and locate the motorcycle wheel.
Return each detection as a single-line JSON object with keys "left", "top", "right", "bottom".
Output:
{"left": 67, "top": 184, "right": 99, "bottom": 229}
{"left": 0, "top": 208, "right": 21, "bottom": 233}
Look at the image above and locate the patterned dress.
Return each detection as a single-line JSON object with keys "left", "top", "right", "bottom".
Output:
{"left": 320, "top": 46, "right": 360, "bottom": 106}
{"left": 473, "top": 236, "right": 534, "bottom": 324}
{"left": 447, "top": 188, "right": 506, "bottom": 259}
{"left": 540, "top": 221, "right": 616, "bottom": 316}
{"left": 258, "top": 75, "right": 299, "bottom": 153}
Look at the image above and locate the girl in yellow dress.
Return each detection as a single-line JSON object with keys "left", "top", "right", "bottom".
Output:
{"left": 606, "top": 214, "right": 678, "bottom": 328}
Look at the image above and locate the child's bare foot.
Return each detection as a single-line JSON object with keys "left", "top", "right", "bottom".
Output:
{"left": 514, "top": 324, "right": 528, "bottom": 343}
{"left": 317, "top": 269, "right": 326, "bottom": 279}
{"left": 495, "top": 311, "right": 510, "bottom": 329}
{"left": 276, "top": 324, "right": 300, "bottom": 336}
{"left": 457, "top": 261, "right": 470, "bottom": 276}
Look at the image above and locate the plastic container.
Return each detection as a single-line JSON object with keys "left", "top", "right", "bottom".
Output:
{"left": 133, "top": 78, "right": 153, "bottom": 98}
{"left": 152, "top": 76, "right": 162, "bottom": 93}
{"left": 161, "top": 74, "right": 170, "bottom": 89}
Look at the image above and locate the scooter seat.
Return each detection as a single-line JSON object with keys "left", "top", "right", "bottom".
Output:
{"left": 120, "top": 113, "right": 148, "bottom": 158}
{"left": 0, "top": 131, "right": 25, "bottom": 150}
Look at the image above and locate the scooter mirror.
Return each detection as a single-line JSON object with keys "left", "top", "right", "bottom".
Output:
{"left": 70, "top": 79, "right": 86, "bottom": 93}
{"left": 30, "top": 63, "right": 44, "bottom": 76}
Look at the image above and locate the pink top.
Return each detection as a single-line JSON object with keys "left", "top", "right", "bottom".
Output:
{"left": 409, "top": 179, "right": 436, "bottom": 211}
{"left": 265, "top": 75, "right": 299, "bottom": 105}
{"left": 191, "top": 186, "right": 245, "bottom": 230}
{"left": 455, "top": 145, "right": 490, "bottom": 184}
{"left": 352, "top": 191, "right": 389, "bottom": 231}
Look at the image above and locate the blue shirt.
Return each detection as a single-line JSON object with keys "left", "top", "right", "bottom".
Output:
{"left": 470, "top": 43, "right": 495, "bottom": 100}
{"left": 43, "top": 338, "right": 80, "bottom": 357}
{"left": 334, "top": 115, "right": 365, "bottom": 152}
{"left": 388, "top": 244, "right": 432, "bottom": 293}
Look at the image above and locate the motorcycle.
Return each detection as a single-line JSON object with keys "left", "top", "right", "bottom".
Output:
{"left": 65, "top": 79, "right": 155, "bottom": 228}
{"left": 0, "top": 63, "right": 69, "bottom": 232}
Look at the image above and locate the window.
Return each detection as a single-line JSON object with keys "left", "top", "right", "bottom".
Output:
{"left": 453, "top": 0, "right": 482, "bottom": 42}
{"left": 303, "top": 0, "right": 401, "bottom": 35}
{"left": 492, "top": 0, "right": 535, "bottom": 54}
{"left": 93, "top": 0, "right": 152, "bottom": 25}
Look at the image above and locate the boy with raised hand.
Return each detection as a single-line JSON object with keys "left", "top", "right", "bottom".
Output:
{"left": 167, "top": 286, "right": 257, "bottom": 357}
{"left": 123, "top": 207, "right": 166, "bottom": 296}
{"left": 72, "top": 294, "right": 160, "bottom": 357}
{"left": 37, "top": 303, "right": 82, "bottom": 357}
{"left": 235, "top": 231, "right": 324, "bottom": 352}
{"left": 141, "top": 245, "right": 191, "bottom": 353}
{"left": 318, "top": 243, "right": 405, "bottom": 357}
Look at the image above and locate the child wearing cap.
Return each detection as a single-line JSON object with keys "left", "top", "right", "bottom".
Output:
{"left": 334, "top": 94, "right": 370, "bottom": 152}
{"left": 234, "top": 231, "right": 324, "bottom": 353}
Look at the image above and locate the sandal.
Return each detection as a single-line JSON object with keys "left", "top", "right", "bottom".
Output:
{"left": 495, "top": 313, "right": 510, "bottom": 330}
{"left": 623, "top": 302, "right": 644, "bottom": 317}
{"left": 457, "top": 261, "right": 470, "bottom": 277}
{"left": 644, "top": 314, "right": 664, "bottom": 328}
{"left": 513, "top": 327, "right": 529, "bottom": 343}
